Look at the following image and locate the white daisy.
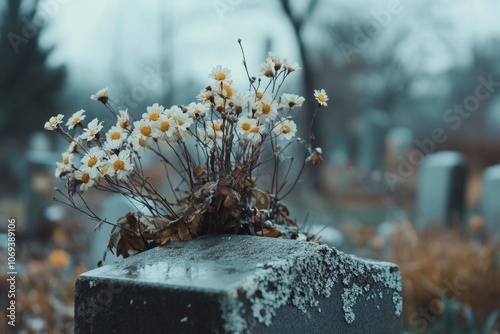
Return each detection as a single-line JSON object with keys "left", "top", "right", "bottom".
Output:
{"left": 236, "top": 116, "right": 257, "bottom": 137}
{"left": 259, "top": 59, "right": 275, "bottom": 78}
{"left": 254, "top": 94, "right": 278, "bottom": 123}
{"left": 107, "top": 149, "right": 134, "bottom": 181}
{"left": 209, "top": 65, "right": 231, "bottom": 83}
{"left": 152, "top": 114, "right": 175, "bottom": 140}
{"left": 132, "top": 119, "right": 155, "bottom": 147}
{"left": 186, "top": 102, "right": 208, "bottom": 118}
{"left": 66, "top": 109, "right": 86, "bottom": 129}
{"left": 90, "top": 86, "right": 109, "bottom": 103}
{"left": 74, "top": 166, "right": 98, "bottom": 192}
{"left": 105, "top": 126, "right": 127, "bottom": 150}
{"left": 267, "top": 52, "right": 283, "bottom": 71}
{"left": 81, "top": 147, "right": 105, "bottom": 170}
{"left": 273, "top": 119, "right": 297, "bottom": 140}
{"left": 143, "top": 103, "right": 164, "bottom": 122}
{"left": 55, "top": 162, "right": 71, "bottom": 178}
{"left": 61, "top": 152, "right": 73, "bottom": 165}
{"left": 44, "top": 114, "right": 64, "bottom": 131}
{"left": 117, "top": 109, "right": 130, "bottom": 129}
{"left": 283, "top": 59, "right": 301, "bottom": 73}
{"left": 80, "top": 118, "right": 104, "bottom": 142}
{"left": 279, "top": 94, "right": 305, "bottom": 109}
{"left": 231, "top": 91, "right": 250, "bottom": 114}
{"left": 246, "top": 124, "right": 264, "bottom": 143}
{"left": 172, "top": 111, "right": 193, "bottom": 133}
{"left": 205, "top": 120, "right": 224, "bottom": 139}
{"left": 314, "top": 89, "right": 329, "bottom": 106}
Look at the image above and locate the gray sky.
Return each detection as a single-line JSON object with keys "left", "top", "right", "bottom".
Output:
{"left": 38, "top": 0, "right": 500, "bottom": 100}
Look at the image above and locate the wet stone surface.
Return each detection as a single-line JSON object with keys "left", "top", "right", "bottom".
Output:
{"left": 75, "top": 235, "right": 402, "bottom": 333}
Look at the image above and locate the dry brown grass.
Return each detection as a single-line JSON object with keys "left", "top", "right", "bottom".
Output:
{"left": 388, "top": 219, "right": 500, "bottom": 325}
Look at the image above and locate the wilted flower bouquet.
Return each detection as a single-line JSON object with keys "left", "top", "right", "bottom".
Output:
{"left": 45, "top": 41, "right": 328, "bottom": 260}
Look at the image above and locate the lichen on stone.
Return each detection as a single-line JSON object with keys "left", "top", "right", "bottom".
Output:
{"left": 219, "top": 241, "right": 402, "bottom": 332}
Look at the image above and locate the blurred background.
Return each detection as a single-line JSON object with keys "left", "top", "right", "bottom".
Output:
{"left": 0, "top": 0, "right": 499, "bottom": 332}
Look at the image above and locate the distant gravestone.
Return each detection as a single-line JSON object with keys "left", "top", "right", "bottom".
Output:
{"left": 481, "top": 164, "right": 500, "bottom": 239}
{"left": 22, "top": 132, "right": 60, "bottom": 237}
{"left": 357, "top": 110, "right": 391, "bottom": 173}
{"left": 87, "top": 195, "right": 142, "bottom": 268}
{"left": 483, "top": 95, "right": 500, "bottom": 138}
{"left": 385, "top": 127, "right": 413, "bottom": 167}
{"left": 416, "top": 151, "right": 467, "bottom": 229}
{"left": 76, "top": 235, "right": 403, "bottom": 333}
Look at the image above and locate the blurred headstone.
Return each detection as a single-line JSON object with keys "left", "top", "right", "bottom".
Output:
{"left": 483, "top": 95, "right": 500, "bottom": 138}
{"left": 22, "top": 132, "right": 60, "bottom": 237}
{"left": 307, "top": 224, "right": 344, "bottom": 247}
{"left": 481, "top": 164, "right": 500, "bottom": 239}
{"left": 416, "top": 151, "right": 467, "bottom": 229}
{"left": 385, "top": 127, "right": 413, "bottom": 167}
{"left": 357, "top": 110, "right": 391, "bottom": 173}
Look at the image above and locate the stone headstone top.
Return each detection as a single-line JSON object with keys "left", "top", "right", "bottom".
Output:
{"left": 76, "top": 235, "right": 402, "bottom": 334}
{"left": 358, "top": 109, "right": 391, "bottom": 173}
{"left": 416, "top": 151, "right": 467, "bottom": 229}
{"left": 481, "top": 164, "right": 500, "bottom": 239}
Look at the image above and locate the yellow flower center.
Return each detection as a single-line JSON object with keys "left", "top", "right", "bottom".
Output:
{"left": 250, "top": 126, "right": 260, "bottom": 133}
{"left": 281, "top": 124, "right": 291, "bottom": 134}
{"left": 88, "top": 156, "right": 98, "bottom": 167}
{"left": 256, "top": 91, "right": 263, "bottom": 99}
{"left": 160, "top": 121, "right": 170, "bottom": 132}
{"left": 100, "top": 165, "right": 108, "bottom": 174}
{"left": 113, "top": 159, "right": 125, "bottom": 171}
{"left": 261, "top": 103, "right": 271, "bottom": 114}
{"left": 110, "top": 131, "right": 121, "bottom": 140}
{"left": 241, "top": 122, "right": 251, "bottom": 131}
{"left": 81, "top": 173, "right": 90, "bottom": 184}
{"left": 63, "top": 156, "right": 69, "bottom": 164}
{"left": 71, "top": 117, "right": 80, "bottom": 125}
{"left": 213, "top": 122, "right": 222, "bottom": 132}
{"left": 119, "top": 119, "right": 127, "bottom": 129}
{"left": 149, "top": 112, "right": 160, "bottom": 121}
{"left": 317, "top": 94, "right": 326, "bottom": 103}
{"left": 89, "top": 129, "right": 97, "bottom": 136}
{"left": 177, "top": 119, "right": 185, "bottom": 126}
{"left": 50, "top": 119, "right": 58, "bottom": 127}
{"left": 140, "top": 126, "right": 152, "bottom": 137}
{"left": 193, "top": 107, "right": 200, "bottom": 115}
{"left": 222, "top": 84, "right": 233, "bottom": 98}
{"left": 214, "top": 72, "right": 226, "bottom": 81}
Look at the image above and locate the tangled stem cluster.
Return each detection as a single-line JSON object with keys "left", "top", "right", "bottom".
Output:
{"left": 45, "top": 41, "right": 328, "bottom": 260}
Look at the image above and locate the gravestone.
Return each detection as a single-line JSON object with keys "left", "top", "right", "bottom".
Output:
{"left": 307, "top": 223, "right": 344, "bottom": 247}
{"left": 483, "top": 95, "right": 500, "bottom": 138}
{"left": 22, "top": 132, "right": 60, "bottom": 237}
{"left": 416, "top": 151, "right": 468, "bottom": 229}
{"left": 87, "top": 194, "right": 147, "bottom": 268}
{"left": 75, "top": 235, "right": 402, "bottom": 333}
{"left": 357, "top": 110, "right": 391, "bottom": 173}
{"left": 385, "top": 127, "right": 413, "bottom": 167}
{"left": 481, "top": 164, "right": 500, "bottom": 239}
